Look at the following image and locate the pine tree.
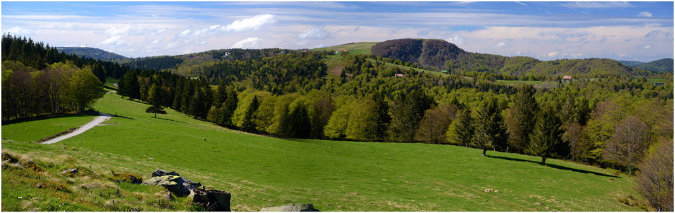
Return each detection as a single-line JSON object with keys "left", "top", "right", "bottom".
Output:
{"left": 473, "top": 97, "right": 508, "bottom": 156}
{"left": 242, "top": 95, "right": 260, "bottom": 132}
{"left": 448, "top": 107, "right": 473, "bottom": 146}
{"left": 511, "top": 84, "right": 538, "bottom": 153}
{"left": 529, "top": 104, "right": 564, "bottom": 165}
{"left": 146, "top": 83, "right": 165, "bottom": 118}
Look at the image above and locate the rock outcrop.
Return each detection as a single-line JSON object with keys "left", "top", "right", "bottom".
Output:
{"left": 260, "top": 203, "right": 320, "bottom": 212}
{"left": 192, "top": 188, "right": 231, "bottom": 211}
{"left": 143, "top": 169, "right": 202, "bottom": 197}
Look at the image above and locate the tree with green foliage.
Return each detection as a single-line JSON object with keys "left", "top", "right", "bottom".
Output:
{"left": 91, "top": 60, "right": 106, "bottom": 84}
{"left": 67, "top": 67, "right": 105, "bottom": 114}
{"left": 529, "top": 104, "right": 564, "bottom": 165}
{"left": 415, "top": 105, "right": 454, "bottom": 144}
{"left": 146, "top": 83, "right": 166, "bottom": 118}
{"left": 324, "top": 102, "right": 354, "bottom": 139}
{"left": 288, "top": 101, "right": 311, "bottom": 138}
{"left": 345, "top": 99, "right": 379, "bottom": 141}
{"left": 446, "top": 107, "right": 473, "bottom": 146}
{"left": 473, "top": 97, "right": 508, "bottom": 156}
{"left": 387, "top": 88, "right": 433, "bottom": 142}
{"left": 242, "top": 95, "right": 260, "bottom": 132}
{"left": 119, "top": 70, "right": 140, "bottom": 100}
{"left": 510, "top": 84, "right": 538, "bottom": 153}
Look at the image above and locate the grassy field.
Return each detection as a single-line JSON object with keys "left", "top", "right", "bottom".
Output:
{"left": 648, "top": 78, "right": 666, "bottom": 83}
{"left": 495, "top": 80, "right": 544, "bottom": 85}
{"left": 311, "top": 42, "right": 378, "bottom": 55}
{"left": 2, "top": 114, "right": 98, "bottom": 142}
{"left": 366, "top": 59, "right": 444, "bottom": 76}
{"left": 1, "top": 91, "right": 643, "bottom": 211}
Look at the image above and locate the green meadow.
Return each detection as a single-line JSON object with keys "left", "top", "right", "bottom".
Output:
{"left": 311, "top": 42, "right": 378, "bottom": 55}
{"left": 2, "top": 92, "right": 642, "bottom": 211}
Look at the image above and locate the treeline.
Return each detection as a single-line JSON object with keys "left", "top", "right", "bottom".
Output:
{"left": 2, "top": 61, "right": 105, "bottom": 121}
{"left": 2, "top": 34, "right": 135, "bottom": 81}
{"left": 1, "top": 34, "right": 140, "bottom": 121}
{"left": 122, "top": 56, "right": 183, "bottom": 71}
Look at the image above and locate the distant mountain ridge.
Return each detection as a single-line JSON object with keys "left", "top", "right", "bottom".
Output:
{"left": 371, "top": 38, "right": 652, "bottom": 77}
{"left": 56, "top": 47, "right": 127, "bottom": 61}
{"left": 635, "top": 58, "right": 673, "bottom": 73}
{"left": 618, "top": 58, "right": 673, "bottom": 73}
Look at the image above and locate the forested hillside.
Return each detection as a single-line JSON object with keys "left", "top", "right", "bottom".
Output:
{"left": 635, "top": 58, "right": 674, "bottom": 72}
{"left": 372, "top": 38, "right": 653, "bottom": 77}
{"left": 56, "top": 47, "right": 127, "bottom": 61}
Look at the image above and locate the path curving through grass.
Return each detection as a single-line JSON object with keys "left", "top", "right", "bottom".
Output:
{"left": 41, "top": 113, "right": 113, "bottom": 144}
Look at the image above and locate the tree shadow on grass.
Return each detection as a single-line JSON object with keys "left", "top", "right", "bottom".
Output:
{"left": 151, "top": 117, "right": 185, "bottom": 123}
{"left": 488, "top": 155, "right": 619, "bottom": 178}
{"left": 111, "top": 114, "right": 134, "bottom": 120}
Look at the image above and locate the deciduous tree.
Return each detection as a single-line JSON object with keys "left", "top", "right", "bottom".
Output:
{"left": 604, "top": 115, "right": 650, "bottom": 175}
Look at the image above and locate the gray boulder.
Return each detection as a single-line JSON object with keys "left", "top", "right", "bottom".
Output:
{"left": 192, "top": 188, "right": 231, "bottom": 211}
{"left": 260, "top": 203, "right": 320, "bottom": 212}
{"left": 151, "top": 169, "right": 180, "bottom": 177}
{"left": 143, "top": 171, "right": 202, "bottom": 197}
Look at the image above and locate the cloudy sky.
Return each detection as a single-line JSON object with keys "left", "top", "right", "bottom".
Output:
{"left": 2, "top": 1, "right": 673, "bottom": 62}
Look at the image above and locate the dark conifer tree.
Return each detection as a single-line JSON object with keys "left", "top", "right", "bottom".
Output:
{"left": 529, "top": 104, "right": 564, "bottom": 165}
{"left": 473, "top": 97, "right": 508, "bottom": 156}
{"left": 242, "top": 95, "right": 260, "bottom": 132}
{"left": 511, "top": 84, "right": 538, "bottom": 153}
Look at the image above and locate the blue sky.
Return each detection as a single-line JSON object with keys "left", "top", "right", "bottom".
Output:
{"left": 2, "top": 1, "right": 673, "bottom": 61}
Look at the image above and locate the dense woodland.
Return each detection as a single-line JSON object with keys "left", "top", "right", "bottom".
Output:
{"left": 372, "top": 38, "right": 656, "bottom": 77}
{"left": 2, "top": 35, "right": 673, "bottom": 211}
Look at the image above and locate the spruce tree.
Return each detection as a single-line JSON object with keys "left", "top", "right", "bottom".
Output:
{"left": 511, "top": 84, "right": 538, "bottom": 153}
{"left": 529, "top": 104, "right": 564, "bottom": 165}
{"left": 473, "top": 97, "right": 508, "bottom": 156}
{"left": 242, "top": 95, "right": 260, "bottom": 132}
{"left": 146, "top": 83, "right": 166, "bottom": 118}
{"left": 453, "top": 108, "right": 474, "bottom": 147}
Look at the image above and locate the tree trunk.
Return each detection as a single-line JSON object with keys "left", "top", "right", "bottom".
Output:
{"left": 482, "top": 148, "right": 487, "bottom": 156}
{"left": 541, "top": 157, "right": 547, "bottom": 165}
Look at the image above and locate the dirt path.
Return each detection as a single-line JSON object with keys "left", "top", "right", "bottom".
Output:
{"left": 42, "top": 113, "right": 113, "bottom": 144}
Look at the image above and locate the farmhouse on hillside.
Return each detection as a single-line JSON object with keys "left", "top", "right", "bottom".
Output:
{"left": 563, "top": 75, "right": 572, "bottom": 82}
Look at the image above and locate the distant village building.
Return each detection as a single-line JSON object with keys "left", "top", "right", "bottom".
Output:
{"left": 395, "top": 74, "right": 404, "bottom": 78}
{"left": 563, "top": 75, "right": 572, "bottom": 82}
{"left": 222, "top": 52, "right": 230, "bottom": 58}
{"left": 339, "top": 49, "right": 353, "bottom": 52}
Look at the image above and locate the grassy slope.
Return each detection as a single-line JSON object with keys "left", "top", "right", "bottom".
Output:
{"left": 2, "top": 92, "right": 642, "bottom": 211}
{"left": 2, "top": 115, "right": 98, "bottom": 142}
{"left": 311, "top": 42, "right": 378, "bottom": 55}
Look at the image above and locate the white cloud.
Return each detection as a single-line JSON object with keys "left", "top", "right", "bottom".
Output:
{"left": 231, "top": 37, "right": 263, "bottom": 48}
{"left": 179, "top": 29, "right": 191, "bottom": 37}
{"left": 638, "top": 12, "right": 653, "bottom": 17}
{"left": 298, "top": 26, "right": 330, "bottom": 40}
{"left": 562, "top": 2, "right": 633, "bottom": 8}
{"left": 4, "top": 26, "right": 34, "bottom": 35}
{"left": 495, "top": 42, "right": 506, "bottom": 48}
{"left": 224, "top": 14, "right": 276, "bottom": 32}
{"left": 99, "top": 35, "right": 123, "bottom": 46}
{"left": 446, "top": 35, "right": 465, "bottom": 45}
{"left": 642, "top": 44, "right": 652, "bottom": 49}
{"left": 547, "top": 52, "right": 558, "bottom": 57}
{"left": 105, "top": 24, "right": 133, "bottom": 35}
